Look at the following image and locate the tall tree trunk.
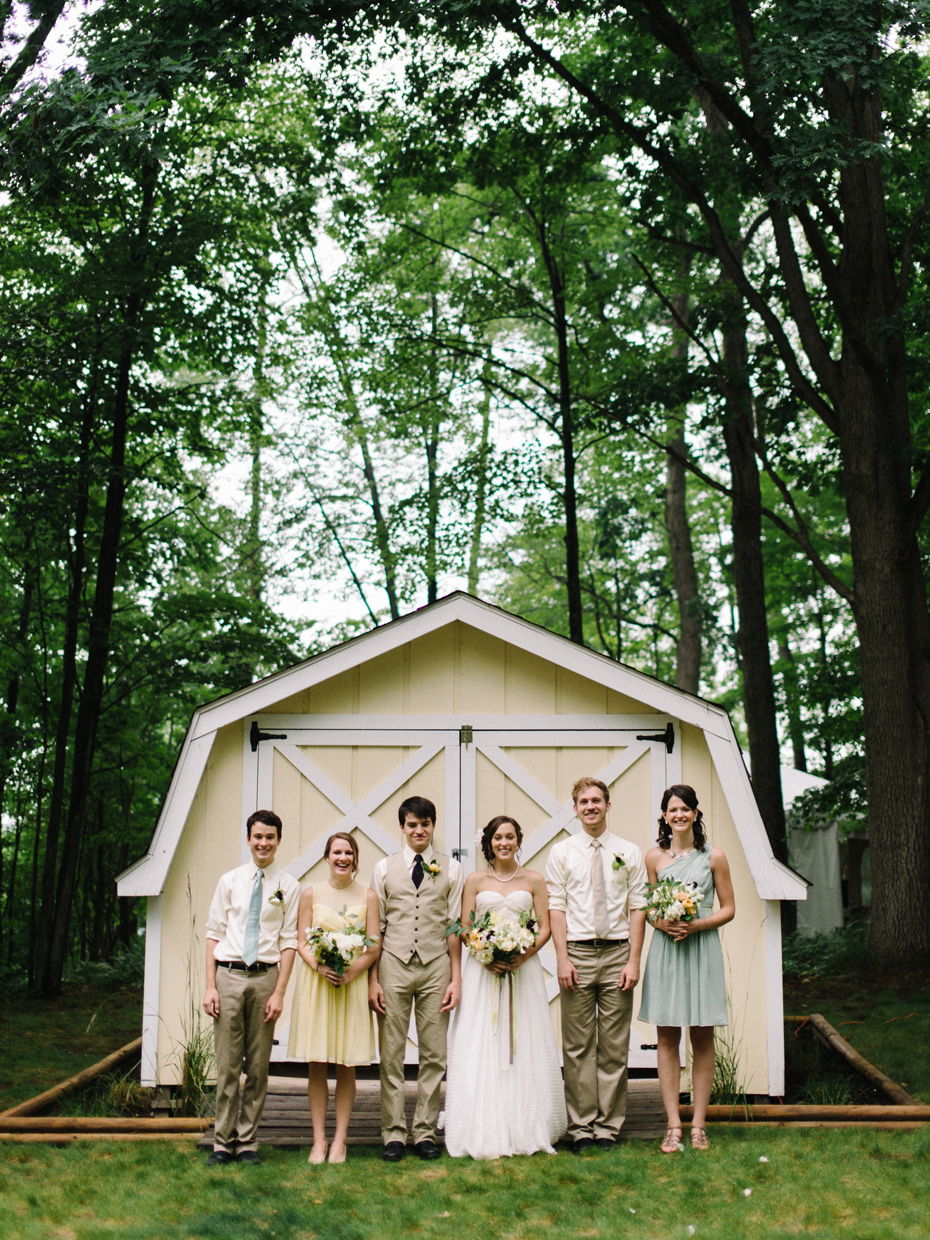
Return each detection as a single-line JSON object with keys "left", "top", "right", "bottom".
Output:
{"left": 841, "top": 368, "right": 930, "bottom": 966}
{"left": 664, "top": 286, "right": 702, "bottom": 693}
{"left": 33, "top": 374, "right": 97, "bottom": 990}
{"left": 467, "top": 365, "right": 492, "bottom": 595}
{"left": 294, "top": 251, "right": 400, "bottom": 620}
{"left": 36, "top": 155, "right": 158, "bottom": 996}
{"left": 815, "top": 606, "right": 834, "bottom": 780}
{"left": 777, "top": 634, "right": 807, "bottom": 773}
{"left": 720, "top": 299, "right": 787, "bottom": 863}
{"left": 244, "top": 274, "right": 269, "bottom": 609}
{"left": 0, "top": 557, "right": 34, "bottom": 964}
{"left": 695, "top": 87, "right": 786, "bottom": 860}
{"left": 425, "top": 294, "right": 441, "bottom": 604}
{"left": 537, "top": 222, "right": 583, "bottom": 644}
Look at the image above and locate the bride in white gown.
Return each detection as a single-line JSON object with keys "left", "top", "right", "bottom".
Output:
{"left": 445, "top": 816, "right": 567, "bottom": 1159}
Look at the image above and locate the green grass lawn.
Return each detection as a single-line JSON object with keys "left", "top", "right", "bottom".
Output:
{"left": 0, "top": 983, "right": 142, "bottom": 1112}
{"left": 784, "top": 977, "right": 930, "bottom": 1103}
{"left": 0, "top": 1129, "right": 928, "bottom": 1240}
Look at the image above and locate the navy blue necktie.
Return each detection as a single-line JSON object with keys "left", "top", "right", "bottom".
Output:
{"left": 412, "top": 855, "right": 424, "bottom": 889}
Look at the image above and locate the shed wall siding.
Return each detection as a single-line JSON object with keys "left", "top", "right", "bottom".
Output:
{"left": 683, "top": 722, "right": 769, "bottom": 1094}
{"left": 157, "top": 722, "right": 242, "bottom": 1084}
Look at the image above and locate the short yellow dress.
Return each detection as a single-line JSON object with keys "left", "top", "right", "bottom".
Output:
{"left": 287, "top": 888, "right": 375, "bottom": 1066}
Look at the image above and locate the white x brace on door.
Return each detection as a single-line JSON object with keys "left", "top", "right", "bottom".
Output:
{"left": 243, "top": 714, "right": 680, "bottom": 1066}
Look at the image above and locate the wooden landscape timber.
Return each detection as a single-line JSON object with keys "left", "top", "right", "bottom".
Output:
{"left": 679, "top": 1105, "right": 930, "bottom": 1123}
{"left": 0, "top": 1037, "right": 143, "bottom": 1119}
{"left": 785, "top": 1014, "right": 917, "bottom": 1105}
{"left": 0, "top": 1117, "right": 209, "bottom": 1133}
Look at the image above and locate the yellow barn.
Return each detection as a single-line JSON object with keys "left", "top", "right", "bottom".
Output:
{"left": 118, "top": 593, "right": 805, "bottom": 1098}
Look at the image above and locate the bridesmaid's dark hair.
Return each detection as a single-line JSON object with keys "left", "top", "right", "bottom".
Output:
{"left": 657, "top": 785, "right": 707, "bottom": 851}
{"left": 481, "top": 816, "right": 524, "bottom": 864}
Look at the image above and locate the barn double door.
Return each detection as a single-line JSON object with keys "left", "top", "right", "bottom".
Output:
{"left": 244, "top": 713, "right": 681, "bottom": 1065}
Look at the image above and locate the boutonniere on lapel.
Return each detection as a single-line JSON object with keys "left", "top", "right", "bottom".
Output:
{"left": 612, "top": 854, "right": 626, "bottom": 871}
{"left": 268, "top": 887, "right": 286, "bottom": 908}
{"left": 423, "top": 859, "right": 441, "bottom": 882}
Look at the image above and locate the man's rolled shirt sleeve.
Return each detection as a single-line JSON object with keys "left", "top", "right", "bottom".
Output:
{"left": 545, "top": 847, "right": 568, "bottom": 913}
{"left": 626, "top": 848, "right": 649, "bottom": 912}
{"left": 447, "top": 858, "right": 465, "bottom": 922}
{"left": 278, "top": 878, "right": 300, "bottom": 952}
{"left": 206, "top": 874, "right": 231, "bottom": 943}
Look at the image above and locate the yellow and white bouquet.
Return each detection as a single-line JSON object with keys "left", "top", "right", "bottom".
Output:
{"left": 645, "top": 876, "right": 705, "bottom": 927}
{"left": 305, "top": 910, "right": 374, "bottom": 976}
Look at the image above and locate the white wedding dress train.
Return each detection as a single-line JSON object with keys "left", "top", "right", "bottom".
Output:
{"left": 444, "top": 889, "right": 567, "bottom": 1159}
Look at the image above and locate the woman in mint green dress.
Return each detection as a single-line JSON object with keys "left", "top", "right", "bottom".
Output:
{"left": 639, "top": 785, "right": 735, "bottom": 1154}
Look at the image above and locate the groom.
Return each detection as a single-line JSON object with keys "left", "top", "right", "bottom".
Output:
{"left": 547, "top": 777, "right": 647, "bottom": 1152}
{"left": 369, "top": 794, "right": 463, "bottom": 1161}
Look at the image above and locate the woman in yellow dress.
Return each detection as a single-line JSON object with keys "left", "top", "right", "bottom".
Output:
{"left": 288, "top": 833, "right": 379, "bottom": 1164}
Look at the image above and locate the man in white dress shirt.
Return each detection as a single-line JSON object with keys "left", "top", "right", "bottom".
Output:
{"left": 203, "top": 809, "right": 300, "bottom": 1165}
{"left": 369, "top": 795, "right": 464, "bottom": 1161}
{"left": 546, "top": 778, "right": 648, "bottom": 1152}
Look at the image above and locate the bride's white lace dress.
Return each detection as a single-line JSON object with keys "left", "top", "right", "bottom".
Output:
{"left": 444, "top": 889, "right": 567, "bottom": 1159}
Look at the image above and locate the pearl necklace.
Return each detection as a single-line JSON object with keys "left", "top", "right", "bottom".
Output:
{"left": 669, "top": 845, "right": 693, "bottom": 859}
{"left": 491, "top": 865, "right": 519, "bottom": 883}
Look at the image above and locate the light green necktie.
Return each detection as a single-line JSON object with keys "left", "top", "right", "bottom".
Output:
{"left": 242, "top": 869, "right": 263, "bottom": 966}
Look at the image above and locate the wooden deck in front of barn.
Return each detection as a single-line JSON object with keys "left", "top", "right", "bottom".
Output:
{"left": 196, "top": 1075, "right": 666, "bottom": 1149}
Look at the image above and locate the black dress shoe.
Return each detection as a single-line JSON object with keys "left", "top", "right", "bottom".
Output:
{"left": 382, "top": 1141, "right": 407, "bottom": 1162}
{"left": 594, "top": 1137, "right": 616, "bottom": 1150}
{"left": 572, "top": 1137, "right": 595, "bottom": 1154}
{"left": 415, "top": 1139, "right": 442, "bottom": 1160}
{"left": 206, "top": 1150, "right": 234, "bottom": 1166}
{"left": 236, "top": 1150, "right": 261, "bottom": 1164}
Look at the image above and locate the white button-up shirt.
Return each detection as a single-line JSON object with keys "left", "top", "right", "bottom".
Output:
{"left": 546, "top": 830, "right": 648, "bottom": 941}
{"left": 207, "top": 861, "right": 300, "bottom": 963}
{"left": 371, "top": 844, "right": 464, "bottom": 931}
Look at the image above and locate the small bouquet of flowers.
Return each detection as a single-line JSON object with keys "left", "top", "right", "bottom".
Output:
{"left": 645, "top": 877, "right": 705, "bottom": 927}
{"left": 305, "top": 910, "right": 375, "bottom": 976}
{"left": 457, "top": 907, "right": 539, "bottom": 966}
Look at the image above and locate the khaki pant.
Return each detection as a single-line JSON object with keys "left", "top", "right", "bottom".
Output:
{"left": 212, "top": 964, "right": 278, "bottom": 1154}
{"left": 378, "top": 951, "right": 451, "bottom": 1144}
{"left": 560, "top": 941, "right": 632, "bottom": 1141}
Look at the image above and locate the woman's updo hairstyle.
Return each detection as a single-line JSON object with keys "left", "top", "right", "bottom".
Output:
{"left": 657, "top": 785, "right": 707, "bottom": 851}
{"left": 480, "top": 816, "right": 524, "bottom": 864}
{"left": 323, "top": 831, "right": 360, "bottom": 874}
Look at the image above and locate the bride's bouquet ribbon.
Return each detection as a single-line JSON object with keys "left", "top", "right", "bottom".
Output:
{"left": 490, "top": 971, "right": 517, "bottom": 1064}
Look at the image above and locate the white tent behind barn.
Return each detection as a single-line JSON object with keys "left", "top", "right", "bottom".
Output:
{"left": 784, "top": 767, "right": 843, "bottom": 937}
{"left": 117, "top": 593, "right": 806, "bottom": 1097}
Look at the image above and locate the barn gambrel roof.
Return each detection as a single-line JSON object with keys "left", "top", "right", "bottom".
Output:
{"left": 117, "top": 592, "right": 806, "bottom": 901}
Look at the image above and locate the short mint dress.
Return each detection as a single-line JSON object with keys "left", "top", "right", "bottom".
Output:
{"left": 638, "top": 849, "right": 728, "bottom": 1028}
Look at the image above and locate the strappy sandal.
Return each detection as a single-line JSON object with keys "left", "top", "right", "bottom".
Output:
{"left": 690, "top": 1126, "right": 710, "bottom": 1150}
{"left": 661, "top": 1126, "right": 683, "bottom": 1154}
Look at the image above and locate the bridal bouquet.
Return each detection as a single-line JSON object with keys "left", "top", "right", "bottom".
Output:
{"left": 459, "top": 907, "right": 539, "bottom": 966}
{"left": 645, "top": 876, "right": 705, "bottom": 927}
{"left": 305, "top": 911, "right": 375, "bottom": 976}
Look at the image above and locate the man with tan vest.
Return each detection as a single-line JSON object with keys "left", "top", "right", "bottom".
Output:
{"left": 547, "top": 778, "right": 648, "bottom": 1152}
{"left": 369, "top": 795, "right": 463, "bottom": 1161}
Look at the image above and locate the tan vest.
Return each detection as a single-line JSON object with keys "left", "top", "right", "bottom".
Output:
{"left": 382, "top": 851, "right": 452, "bottom": 965}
